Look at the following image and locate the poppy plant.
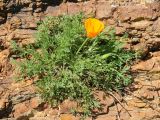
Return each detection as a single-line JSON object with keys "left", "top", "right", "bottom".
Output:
{"left": 84, "top": 18, "right": 104, "bottom": 38}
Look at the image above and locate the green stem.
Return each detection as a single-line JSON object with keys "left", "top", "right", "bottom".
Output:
{"left": 88, "top": 38, "right": 98, "bottom": 52}
{"left": 76, "top": 38, "right": 89, "bottom": 55}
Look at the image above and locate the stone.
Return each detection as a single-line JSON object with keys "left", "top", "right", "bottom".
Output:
{"left": 36, "top": 2, "right": 42, "bottom": 8}
{"left": 151, "top": 51, "right": 160, "bottom": 57}
{"left": 11, "top": 90, "right": 36, "bottom": 105}
{"left": 105, "top": 19, "right": 116, "bottom": 25}
{"left": 117, "top": 5, "right": 158, "bottom": 22}
{"left": 142, "top": 91, "right": 154, "bottom": 100}
{"left": 132, "top": 56, "right": 160, "bottom": 71}
{"left": 33, "top": 12, "right": 43, "bottom": 17}
{"left": 0, "top": 93, "right": 11, "bottom": 119}
{"left": 6, "top": 32, "right": 15, "bottom": 44}
{"left": 118, "top": 22, "right": 131, "bottom": 29}
{"left": 17, "top": 15, "right": 37, "bottom": 29}
{"left": 67, "top": 3, "right": 82, "bottom": 15}
{"left": 43, "top": 108, "right": 58, "bottom": 116}
{"left": 129, "top": 30, "right": 142, "bottom": 38}
{"left": 0, "top": 49, "right": 9, "bottom": 66}
{"left": 146, "top": 2, "right": 160, "bottom": 15}
{"left": 45, "top": 6, "right": 61, "bottom": 16}
{"left": 12, "top": 29, "right": 36, "bottom": 43}
{"left": 34, "top": 111, "right": 47, "bottom": 117}
{"left": 134, "top": 101, "right": 147, "bottom": 108}
{"left": 0, "top": 1, "right": 160, "bottom": 120}
{"left": 115, "top": 27, "right": 126, "bottom": 35}
{"left": 93, "top": 91, "right": 122, "bottom": 113}
{"left": 132, "top": 42, "right": 149, "bottom": 59}
{"left": 82, "top": 1, "right": 96, "bottom": 16}
{"left": 29, "top": 2, "right": 36, "bottom": 8}
{"left": 21, "top": 8, "right": 33, "bottom": 12}
{"left": 152, "top": 18, "right": 160, "bottom": 36}
{"left": 7, "top": 16, "right": 22, "bottom": 30}
{"left": 147, "top": 38, "right": 160, "bottom": 51}
{"left": 60, "top": 114, "right": 79, "bottom": 120}
{"left": 34, "top": 8, "right": 42, "bottom": 13}
{"left": 149, "top": 57, "right": 160, "bottom": 73}
{"left": 132, "top": 60, "right": 152, "bottom": 71}
{"left": 0, "top": 13, "right": 6, "bottom": 24}
{"left": 131, "top": 20, "right": 152, "bottom": 30}
{"left": 16, "top": 110, "right": 34, "bottom": 120}
{"left": 0, "top": 1, "right": 4, "bottom": 10}
{"left": 131, "top": 38, "right": 140, "bottom": 44}
{"left": 0, "top": 99, "right": 7, "bottom": 110}
{"left": 96, "top": 1, "right": 114, "bottom": 19}
{"left": 60, "top": 99, "right": 77, "bottom": 113}
{"left": 149, "top": 80, "right": 160, "bottom": 90}
{"left": 13, "top": 102, "right": 30, "bottom": 118}
{"left": 0, "top": 26, "right": 7, "bottom": 36}
{"left": 30, "top": 97, "right": 42, "bottom": 109}
{"left": 35, "top": 0, "right": 41, "bottom": 2}
{"left": 93, "top": 91, "right": 113, "bottom": 113}
{"left": 142, "top": 33, "right": 150, "bottom": 40}
{"left": 30, "top": 116, "right": 55, "bottom": 120}
{"left": 96, "top": 115, "right": 116, "bottom": 120}
{"left": 45, "top": 4, "right": 67, "bottom": 16}
{"left": 127, "top": 98, "right": 147, "bottom": 108}
{"left": 130, "top": 30, "right": 138, "bottom": 34}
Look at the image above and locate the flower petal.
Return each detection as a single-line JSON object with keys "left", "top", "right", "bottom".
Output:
{"left": 84, "top": 18, "right": 104, "bottom": 38}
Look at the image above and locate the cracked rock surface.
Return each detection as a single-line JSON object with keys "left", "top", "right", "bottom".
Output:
{"left": 0, "top": 0, "right": 160, "bottom": 120}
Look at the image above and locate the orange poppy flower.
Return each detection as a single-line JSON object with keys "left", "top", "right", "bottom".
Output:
{"left": 84, "top": 18, "right": 104, "bottom": 38}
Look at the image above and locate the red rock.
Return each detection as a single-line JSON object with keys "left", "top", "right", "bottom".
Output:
{"left": 45, "top": 6, "right": 61, "bottom": 16}
{"left": 132, "top": 56, "right": 160, "bottom": 71}
{"left": 82, "top": 1, "right": 96, "bottom": 16}
{"left": 0, "top": 93, "right": 9, "bottom": 111}
{"left": 147, "top": 38, "right": 160, "bottom": 51}
{"left": 0, "top": 26, "right": 7, "bottom": 36}
{"left": 45, "top": 4, "right": 67, "bottom": 16}
{"left": 11, "top": 29, "right": 36, "bottom": 46}
{"left": 152, "top": 17, "right": 160, "bottom": 36}
{"left": 131, "top": 20, "right": 152, "bottom": 30}
{"left": 96, "top": 114, "right": 116, "bottom": 120}
{"left": 115, "top": 27, "right": 126, "bottom": 35}
{"left": 106, "top": 19, "right": 116, "bottom": 25}
{"left": 60, "top": 3, "right": 68, "bottom": 15}
{"left": 151, "top": 51, "right": 160, "bottom": 57}
{"left": 60, "top": 114, "right": 79, "bottom": 120}
{"left": 118, "top": 22, "right": 131, "bottom": 29}
{"left": 132, "top": 42, "right": 149, "bottom": 59}
{"left": 67, "top": 3, "right": 82, "bottom": 15}
{"left": 13, "top": 102, "right": 29, "bottom": 118}
{"left": 0, "top": 49, "right": 9, "bottom": 63}
{"left": 7, "top": 16, "right": 22, "bottom": 30}
{"left": 30, "top": 97, "right": 41, "bottom": 109}
{"left": 117, "top": 5, "right": 157, "bottom": 22}
{"left": 60, "top": 99, "right": 78, "bottom": 113}
{"left": 0, "top": 13, "right": 6, "bottom": 24}
{"left": 96, "top": 1, "right": 113, "bottom": 19}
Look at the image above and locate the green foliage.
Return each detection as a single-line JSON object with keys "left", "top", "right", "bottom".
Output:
{"left": 12, "top": 14, "right": 134, "bottom": 117}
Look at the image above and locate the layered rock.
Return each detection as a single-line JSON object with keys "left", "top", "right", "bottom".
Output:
{"left": 0, "top": 0, "right": 160, "bottom": 120}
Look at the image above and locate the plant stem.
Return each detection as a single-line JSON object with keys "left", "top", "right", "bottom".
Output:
{"left": 76, "top": 38, "right": 89, "bottom": 55}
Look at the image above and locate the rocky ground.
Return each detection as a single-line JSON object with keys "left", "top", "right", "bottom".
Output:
{"left": 0, "top": 0, "right": 160, "bottom": 120}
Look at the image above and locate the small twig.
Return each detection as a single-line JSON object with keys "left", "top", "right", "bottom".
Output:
{"left": 114, "top": 100, "right": 121, "bottom": 120}
{"left": 107, "top": 91, "right": 132, "bottom": 117}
